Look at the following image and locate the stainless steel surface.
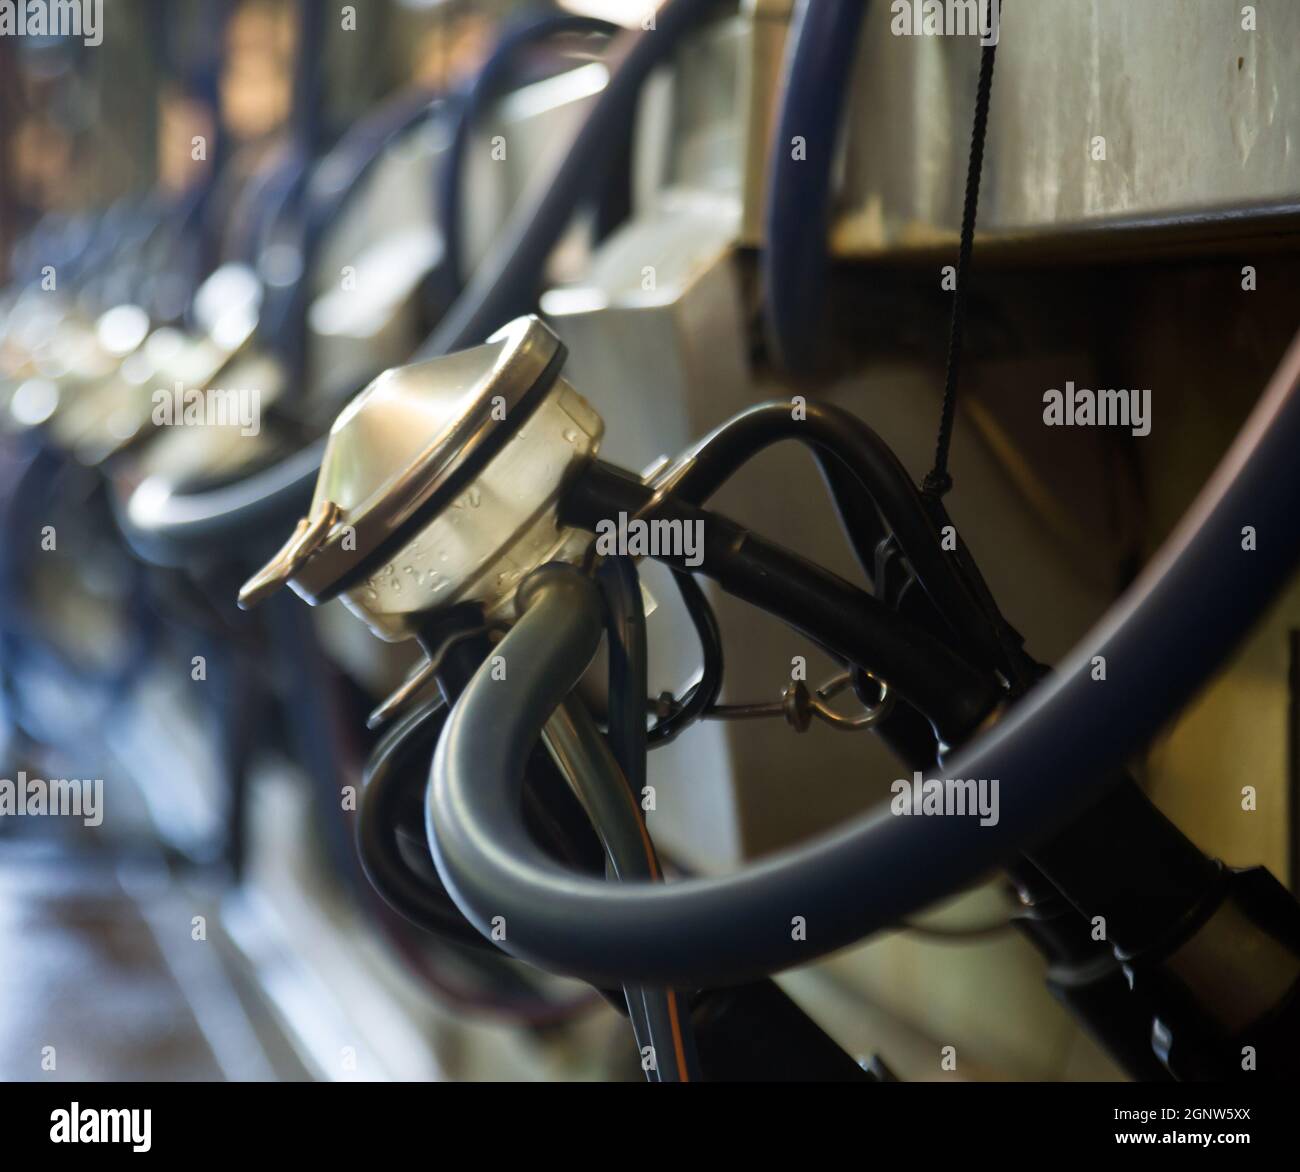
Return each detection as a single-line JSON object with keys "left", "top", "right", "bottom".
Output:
{"left": 614, "top": 1, "right": 1300, "bottom": 262}
{"left": 308, "top": 115, "right": 447, "bottom": 400}
{"left": 738, "top": 0, "right": 794, "bottom": 245}
{"left": 837, "top": 0, "right": 1300, "bottom": 254}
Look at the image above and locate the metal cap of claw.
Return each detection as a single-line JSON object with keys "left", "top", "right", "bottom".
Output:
{"left": 238, "top": 316, "right": 604, "bottom": 644}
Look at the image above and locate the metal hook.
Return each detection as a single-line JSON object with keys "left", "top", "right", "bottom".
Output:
{"left": 703, "top": 669, "right": 894, "bottom": 734}
{"left": 805, "top": 670, "right": 894, "bottom": 732}
{"left": 781, "top": 670, "right": 893, "bottom": 733}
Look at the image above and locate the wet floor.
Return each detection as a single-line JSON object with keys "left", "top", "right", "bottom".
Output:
{"left": 0, "top": 847, "right": 303, "bottom": 1081}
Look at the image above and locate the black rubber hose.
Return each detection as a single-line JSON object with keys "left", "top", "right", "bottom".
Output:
{"left": 669, "top": 401, "right": 1015, "bottom": 675}
{"left": 564, "top": 462, "right": 1003, "bottom": 745}
{"left": 116, "top": 439, "right": 324, "bottom": 568}
{"left": 425, "top": 333, "right": 1300, "bottom": 985}
{"left": 358, "top": 694, "right": 502, "bottom": 950}
{"left": 543, "top": 695, "right": 700, "bottom": 1082}
{"left": 357, "top": 686, "right": 622, "bottom": 1012}
{"left": 594, "top": 559, "right": 703, "bottom": 1080}
{"left": 358, "top": 602, "right": 606, "bottom": 947}
{"left": 762, "top": 0, "right": 867, "bottom": 372}
{"left": 648, "top": 569, "right": 725, "bottom": 746}
{"left": 418, "top": 605, "right": 607, "bottom": 879}
{"left": 1025, "top": 777, "right": 1222, "bottom": 954}
{"left": 598, "top": 557, "right": 649, "bottom": 794}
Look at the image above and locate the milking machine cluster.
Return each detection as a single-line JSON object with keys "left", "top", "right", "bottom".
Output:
{"left": 236, "top": 313, "right": 1300, "bottom": 1083}
{"left": 4, "top": 0, "right": 1300, "bottom": 1086}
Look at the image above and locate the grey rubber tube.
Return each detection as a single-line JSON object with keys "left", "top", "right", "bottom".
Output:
{"left": 427, "top": 332, "right": 1300, "bottom": 987}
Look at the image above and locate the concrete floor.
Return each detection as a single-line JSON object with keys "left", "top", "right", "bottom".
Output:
{"left": 0, "top": 846, "right": 306, "bottom": 1082}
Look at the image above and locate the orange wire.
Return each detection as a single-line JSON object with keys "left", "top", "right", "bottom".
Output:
{"left": 612, "top": 754, "right": 691, "bottom": 1081}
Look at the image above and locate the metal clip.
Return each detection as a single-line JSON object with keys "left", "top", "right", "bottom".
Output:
{"left": 237, "top": 499, "right": 341, "bottom": 610}
{"left": 365, "top": 622, "right": 506, "bottom": 729}
{"left": 782, "top": 670, "right": 893, "bottom": 733}
{"left": 705, "top": 669, "right": 894, "bottom": 733}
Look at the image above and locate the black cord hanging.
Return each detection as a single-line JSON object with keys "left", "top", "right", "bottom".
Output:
{"left": 923, "top": 3, "right": 1000, "bottom": 501}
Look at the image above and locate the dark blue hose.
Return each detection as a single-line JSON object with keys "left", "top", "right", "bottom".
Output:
{"left": 436, "top": 10, "right": 618, "bottom": 298}
{"left": 0, "top": 441, "right": 155, "bottom": 735}
{"left": 292, "top": 0, "right": 329, "bottom": 162}
{"left": 417, "top": 0, "right": 724, "bottom": 359}
{"left": 762, "top": 0, "right": 866, "bottom": 372}
{"left": 300, "top": 87, "right": 440, "bottom": 273}
{"left": 272, "top": 87, "right": 441, "bottom": 377}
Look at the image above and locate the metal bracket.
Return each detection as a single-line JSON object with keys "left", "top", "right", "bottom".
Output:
{"left": 237, "top": 499, "right": 341, "bottom": 610}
